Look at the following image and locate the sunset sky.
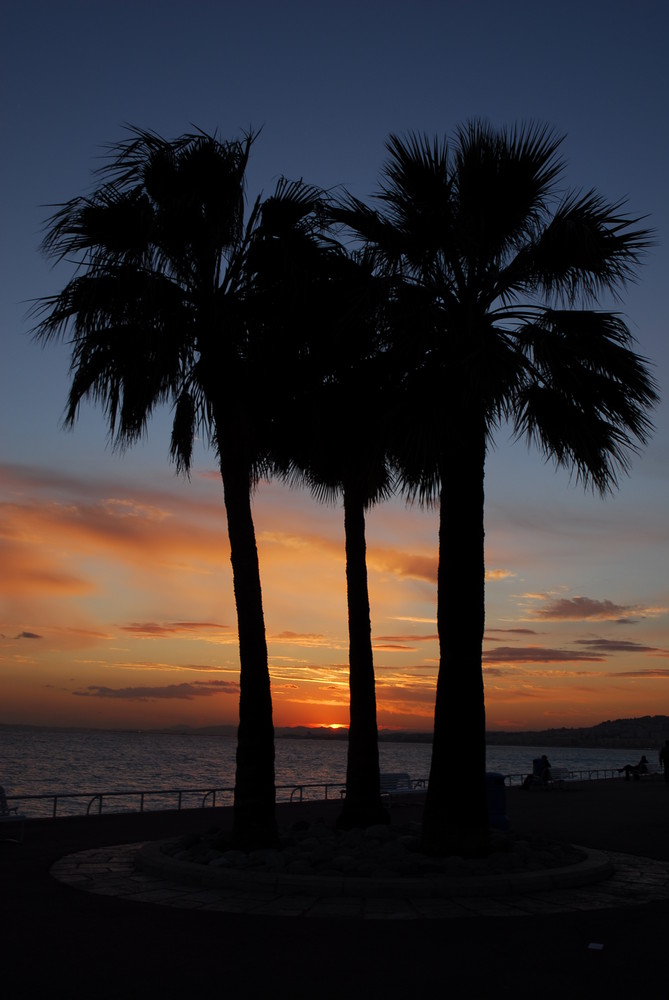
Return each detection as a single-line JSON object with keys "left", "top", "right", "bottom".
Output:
{"left": 1, "top": 0, "right": 667, "bottom": 733}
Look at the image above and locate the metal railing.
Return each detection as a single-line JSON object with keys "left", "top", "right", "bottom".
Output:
{"left": 7, "top": 768, "right": 640, "bottom": 819}
{"left": 504, "top": 767, "right": 642, "bottom": 786}
{"left": 286, "top": 782, "right": 346, "bottom": 802}
{"left": 5, "top": 780, "right": 347, "bottom": 819}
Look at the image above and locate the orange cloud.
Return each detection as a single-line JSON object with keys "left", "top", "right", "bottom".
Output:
{"left": 1, "top": 536, "right": 93, "bottom": 598}
{"left": 485, "top": 628, "right": 541, "bottom": 637}
{"left": 367, "top": 547, "right": 437, "bottom": 583}
{"left": 529, "top": 596, "right": 642, "bottom": 622}
{"left": 99, "top": 661, "right": 238, "bottom": 674}
{"left": 73, "top": 680, "right": 239, "bottom": 700}
{"left": 270, "top": 631, "right": 330, "bottom": 649}
{"left": 609, "top": 668, "right": 669, "bottom": 678}
{"left": 575, "top": 638, "right": 666, "bottom": 655}
{"left": 119, "top": 621, "right": 233, "bottom": 638}
{"left": 0, "top": 625, "right": 115, "bottom": 653}
{"left": 375, "top": 632, "right": 439, "bottom": 643}
{"left": 483, "top": 646, "right": 605, "bottom": 663}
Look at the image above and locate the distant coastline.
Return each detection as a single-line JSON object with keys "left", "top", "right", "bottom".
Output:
{"left": 2, "top": 714, "right": 667, "bottom": 749}
{"left": 277, "top": 715, "right": 669, "bottom": 750}
{"left": 485, "top": 714, "right": 669, "bottom": 750}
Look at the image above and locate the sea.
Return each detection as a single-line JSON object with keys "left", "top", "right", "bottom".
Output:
{"left": 0, "top": 726, "right": 659, "bottom": 818}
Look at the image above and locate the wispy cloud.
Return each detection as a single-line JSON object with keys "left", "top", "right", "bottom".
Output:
{"left": 575, "top": 638, "right": 666, "bottom": 655}
{"left": 529, "top": 596, "right": 643, "bottom": 622}
{"left": 367, "top": 548, "right": 437, "bottom": 583}
{"left": 368, "top": 554, "right": 513, "bottom": 586}
{"left": 119, "top": 621, "right": 232, "bottom": 638}
{"left": 105, "top": 661, "right": 237, "bottom": 674}
{"left": 73, "top": 680, "right": 239, "bottom": 701}
{"left": 390, "top": 616, "right": 437, "bottom": 625}
{"left": 485, "top": 628, "right": 541, "bottom": 638}
{"left": 485, "top": 569, "right": 516, "bottom": 581}
{"left": 609, "top": 668, "right": 669, "bottom": 678}
{"left": 270, "top": 631, "right": 329, "bottom": 648}
{"left": 373, "top": 643, "right": 417, "bottom": 652}
{"left": 1, "top": 625, "right": 115, "bottom": 651}
{"left": 483, "top": 646, "right": 605, "bottom": 663}
{"left": 268, "top": 662, "right": 349, "bottom": 687}
{"left": 101, "top": 498, "right": 171, "bottom": 522}
{"left": 375, "top": 633, "right": 438, "bottom": 643}
{"left": 1, "top": 534, "right": 94, "bottom": 597}
{"left": 372, "top": 631, "right": 438, "bottom": 652}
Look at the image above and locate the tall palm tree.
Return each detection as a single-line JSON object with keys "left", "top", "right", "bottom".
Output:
{"left": 334, "top": 121, "right": 658, "bottom": 854}
{"left": 32, "top": 127, "right": 326, "bottom": 849}
{"left": 277, "top": 250, "right": 394, "bottom": 828}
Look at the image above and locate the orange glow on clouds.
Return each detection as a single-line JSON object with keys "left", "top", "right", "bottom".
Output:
{"left": 1, "top": 462, "right": 667, "bottom": 732}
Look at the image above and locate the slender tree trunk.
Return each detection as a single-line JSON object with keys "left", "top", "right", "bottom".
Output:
{"left": 217, "top": 436, "right": 277, "bottom": 850}
{"left": 337, "top": 486, "right": 389, "bottom": 829}
{"left": 421, "top": 422, "right": 489, "bottom": 856}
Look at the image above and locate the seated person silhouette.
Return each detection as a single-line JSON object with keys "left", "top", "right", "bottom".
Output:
{"left": 523, "top": 755, "right": 552, "bottom": 787}
{"left": 538, "top": 754, "right": 552, "bottom": 783}
{"left": 532, "top": 753, "right": 551, "bottom": 785}
{"left": 618, "top": 755, "right": 649, "bottom": 781}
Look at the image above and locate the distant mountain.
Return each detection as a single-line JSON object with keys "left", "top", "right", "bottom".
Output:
{"left": 487, "top": 715, "right": 669, "bottom": 750}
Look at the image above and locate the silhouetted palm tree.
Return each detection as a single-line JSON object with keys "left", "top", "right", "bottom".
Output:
{"left": 32, "top": 127, "right": 326, "bottom": 849}
{"left": 334, "top": 121, "right": 658, "bottom": 854}
{"left": 277, "top": 250, "right": 394, "bottom": 828}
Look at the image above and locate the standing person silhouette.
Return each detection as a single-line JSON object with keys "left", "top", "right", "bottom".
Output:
{"left": 659, "top": 740, "right": 669, "bottom": 783}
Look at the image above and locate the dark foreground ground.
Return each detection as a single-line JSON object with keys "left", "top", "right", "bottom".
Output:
{"left": 3, "top": 777, "right": 668, "bottom": 999}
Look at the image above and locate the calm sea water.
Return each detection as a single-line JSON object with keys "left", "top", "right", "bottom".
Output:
{"left": 0, "top": 726, "right": 658, "bottom": 817}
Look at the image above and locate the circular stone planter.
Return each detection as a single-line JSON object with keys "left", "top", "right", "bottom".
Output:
{"left": 136, "top": 838, "right": 614, "bottom": 898}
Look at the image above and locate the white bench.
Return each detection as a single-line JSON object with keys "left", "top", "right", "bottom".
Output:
{"left": 0, "top": 786, "right": 26, "bottom": 842}
{"left": 379, "top": 772, "right": 426, "bottom": 800}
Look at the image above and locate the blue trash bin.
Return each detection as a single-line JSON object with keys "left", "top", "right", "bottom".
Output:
{"left": 486, "top": 771, "right": 509, "bottom": 830}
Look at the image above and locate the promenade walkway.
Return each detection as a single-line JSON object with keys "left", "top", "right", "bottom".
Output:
{"left": 3, "top": 777, "right": 668, "bottom": 998}
{"left": 50, "top": 839, "right": 668, "bottom": 918}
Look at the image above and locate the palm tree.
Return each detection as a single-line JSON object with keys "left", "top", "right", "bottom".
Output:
{"left": 32, "top": 127, "right": 326, "bottom": 849}
{"left": 333, "top": 121, "right": 658, "bottom": 854}
{"left": 277, "top": 249, "right": 394, "bottom": 828}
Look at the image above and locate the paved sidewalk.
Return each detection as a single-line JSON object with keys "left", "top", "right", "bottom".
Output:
{"left": 50, "top": 839, "right": 669, "bottom": 919}
{"left": 4, "top": 779, "right": 669, "bottom": 998}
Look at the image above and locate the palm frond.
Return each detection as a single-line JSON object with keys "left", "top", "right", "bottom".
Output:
{"left": 512, "top": 191, "right": 654, "bottom": 304}
{"left": 513, "top": 309, "right": 658, "bottom": 492}
{"left": 452, "top": 121, "right": 564, "bottom": 255}
{"left": 514, "top": 383, "right": 634, "bottom": 493}
{"left": 380, "top": 132, "right": 451, "bottom": 216}
{"left": 170, "top": 390, "right": 197, "bottom": 476}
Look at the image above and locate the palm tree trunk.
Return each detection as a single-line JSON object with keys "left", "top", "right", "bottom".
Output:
{"left": 337, "top": 486, "right": 389, "bottom": 829}
{"left": 421, "top": 423, "right": 489, "bottom": 856}
{"left": 217, "top": 437, "right": 277, "bottom": 850}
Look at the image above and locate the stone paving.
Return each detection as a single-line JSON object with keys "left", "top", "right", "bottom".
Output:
{"left": 50, "top": 841, "right": 669, "bottom": 920}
